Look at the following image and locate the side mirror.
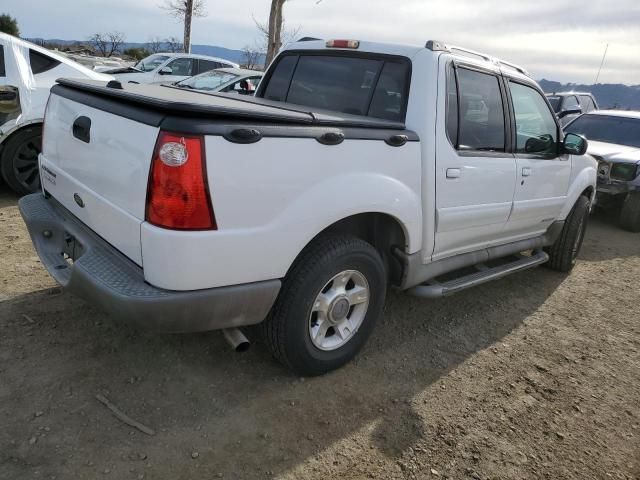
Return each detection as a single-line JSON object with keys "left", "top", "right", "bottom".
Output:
{"left": 159, "top": 66, "right": 173, "bottom": 75}
{"left": 559, "top": 106, "right": 582, "bottom": 118}
{"left": 525, "top": 134, "right": 554, "bottom": 153}
{"left": 563, "top": 133, "right": 588, "bottom": 156}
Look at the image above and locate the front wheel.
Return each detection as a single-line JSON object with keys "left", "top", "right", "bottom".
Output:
{"left": 619, "top": 192, "right": 640, "bottom": 232}
{"left": 545, "top": 195, "right": 590, "bottom": 272}
{"left": 262, "top": 235, "right": 387, "bottom": 376}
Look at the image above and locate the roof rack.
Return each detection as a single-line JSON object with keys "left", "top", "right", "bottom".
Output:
{"left": 497, "top": 60, "right": 530, "bottom": 77}
{"left": 449, "top": 45, "right": 492, "bottom": 62}
{"left": 426, "top": 40, "right": 531, "bottom": 78}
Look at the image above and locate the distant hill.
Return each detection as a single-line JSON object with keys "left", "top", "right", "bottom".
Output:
{"left": 27, "top": 38, "right": 265, "bottom": 65}
{"left": 539, "top": 79, "right": 640, "bottom": 111}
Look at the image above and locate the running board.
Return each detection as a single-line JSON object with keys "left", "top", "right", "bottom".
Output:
{"left": 407, "top": 250, "right": 549, "bottom": 299}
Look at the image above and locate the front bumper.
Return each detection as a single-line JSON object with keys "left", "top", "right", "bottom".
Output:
{"left": 18, "top": 194, "right": 281, "bottom": 333}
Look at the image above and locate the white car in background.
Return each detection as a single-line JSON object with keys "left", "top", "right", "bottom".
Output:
{"left": 0, "top": 33, "right": 111, "bottom": 195}
{"left": 173, "top": 67, "right": 263, "bottom": 95}
{"left": 107, "top": 53, "right": 239, "bottom": 85}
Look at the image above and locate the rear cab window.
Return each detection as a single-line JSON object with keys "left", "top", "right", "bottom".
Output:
{"left": 29, "top": 49, "right": 61, "bottom": 75}
{"left": 259, "top": 52, "right": 410, "bottom": 122}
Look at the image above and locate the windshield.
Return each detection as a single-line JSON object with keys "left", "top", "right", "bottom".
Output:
{"left": 566, "top": 115, "right": 640, "bottom": 148}
{"left": 134, "top": 55, "right": 170, "bottom": 72}
{"left": 547, "top": 96, "right": 562, "bottom": 113}
{"left": 176, "top": 70, "right": 239, "bottom": 91}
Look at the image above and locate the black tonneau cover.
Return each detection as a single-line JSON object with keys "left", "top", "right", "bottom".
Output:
{"left": 55, "top": 78, "right": 408, "bottom": 130}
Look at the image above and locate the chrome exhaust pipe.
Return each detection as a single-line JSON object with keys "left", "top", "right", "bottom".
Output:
{"left": 222, "top": 328, "right": 250, "bottom": 352}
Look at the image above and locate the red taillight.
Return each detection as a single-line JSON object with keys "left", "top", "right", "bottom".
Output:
{"left": 326, "top": 39, "right": 360, "bottom": 49}
{"left": 146, "top": 131, "right": 217, "bottom": 230}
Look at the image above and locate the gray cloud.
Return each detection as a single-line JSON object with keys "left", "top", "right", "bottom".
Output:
{"left": 5, "top": 0, "right": 639, "bottom": 84}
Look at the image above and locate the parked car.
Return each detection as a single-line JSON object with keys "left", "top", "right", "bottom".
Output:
{"left": 107, "top": 53, "right": 239, "bottom": 85}
{"left": 546, "top": 91, "right": 599, "bottom": 126}
{"left": 173, "top": 67, "right": 263, "bottom": 95}
{"left": 0, "top": 33, "right": 111, "bottom": 195}
{"left": 19, "top": 38, "right": 596, "bottom": 376}
{"left": 565, "top": 110, "right": 640, "bottom": 231}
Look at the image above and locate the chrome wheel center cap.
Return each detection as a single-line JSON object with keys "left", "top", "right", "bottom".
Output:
{"left": 329, "top": 297, "right": 350, "bottom": 323}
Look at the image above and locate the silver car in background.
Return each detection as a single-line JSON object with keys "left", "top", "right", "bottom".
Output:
{"left": 106, "top": 53, "right": 239, "bottom": 85}
{"left": 565, "top": 110, "right": 640, "bottom": 231}
{"left": 547, "top": 91, "right": 599, "bottom": 126}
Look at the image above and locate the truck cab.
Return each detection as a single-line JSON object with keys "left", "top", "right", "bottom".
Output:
{"left": 19, "top": 38, "right": 597, "bottom": 376}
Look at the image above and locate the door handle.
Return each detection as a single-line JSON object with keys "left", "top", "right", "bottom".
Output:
{"left": 522, "top": 167, "right": 532, "bottom": 177}
{"left": 446, "top": 168, "right": 461, "bottom": 179}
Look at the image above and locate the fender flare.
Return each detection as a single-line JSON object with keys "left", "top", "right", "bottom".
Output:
{"left": 559, "top": 161, "right": 597, "bottom": 220}
{"left": 282, "top": 172, "right": 423, "bottom": 262}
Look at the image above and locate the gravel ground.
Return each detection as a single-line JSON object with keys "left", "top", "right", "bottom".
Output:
{"left": 1, "top": 186, "right": 639, "bottom": 480}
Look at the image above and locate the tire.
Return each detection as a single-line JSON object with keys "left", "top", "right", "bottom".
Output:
{"left": 262, "top": 235, "right": 387, "bottom": 376}
{"left": 0, "top": 126, "right": 42, "bottom": 196}
{"left": 619, "top": 192, "right": 640, "bottom": 232}
{"left": 545, "top": 195, "right": 590, "bottom": 273}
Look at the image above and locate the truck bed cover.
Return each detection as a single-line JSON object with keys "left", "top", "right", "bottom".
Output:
{"left": 54, "top": 79, "right": 408, "bottom": 130}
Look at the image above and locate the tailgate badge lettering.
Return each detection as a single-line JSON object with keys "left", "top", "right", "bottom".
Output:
{"left": 73, "top": 193, "right": 85, "bottom": 208}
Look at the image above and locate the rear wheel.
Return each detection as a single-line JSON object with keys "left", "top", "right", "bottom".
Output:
{"left": 262, "top": 235, "right": 387, "bottom": 376}
{"left": 545, "top": 195, "right": 590, "bottom": 272}
{"left": 0, "top": 126, "right": 42, "bottom": 195}
{"left": 619, "top": 192, "right": 640, "bottom": 232}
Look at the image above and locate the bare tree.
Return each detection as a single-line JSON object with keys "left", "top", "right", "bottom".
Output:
{"left": 254, "top": 14, "right": 300, "bottom": 67}
{"left": 241, "top": 45, "right": 263, "bottom": 70}
{"left": 164, "top": 36, "right": 184, "bottom": 53}
{"left": 107, "top": 32, "right": 126, "bottom": 57}
{"left": 160, "top": 0, "right": 207, "bottom": 53}
{"left": 89, "top": 32, "right": 124, "bottom": 57}
{"left": 263, "top": 0, "right": 322, "bottom": 67}
{"left": 89, "top": 32, "right": 126, "bottom": 57}
{"left": 146, "top": 37, "right": 163, "bottom": 54}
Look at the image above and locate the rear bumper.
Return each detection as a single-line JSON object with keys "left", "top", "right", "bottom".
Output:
{"left": 18, "top": 194, "right": 281, "bottom": 333}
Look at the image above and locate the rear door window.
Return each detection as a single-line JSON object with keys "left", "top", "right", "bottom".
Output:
{"left": 29, "top": 49, "right": 61, "bottom": 75}
{"left": 197, "top": 59, "right": 223, "bottom": 74}
{"left": 454, "top": 67, "right": 506, "bottom": 151}
{"left": 261, "top": 54, "right": 410, "bottom": 122}
{"left": 166, "top": 58, "right": 194, "bottom": 76}
{"left": 0, "top": 45, "right": 5, "bottom": 77}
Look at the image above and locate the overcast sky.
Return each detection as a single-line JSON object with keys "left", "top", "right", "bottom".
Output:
{"left": 5, "top": 0, "right": 640, "bottom": 84}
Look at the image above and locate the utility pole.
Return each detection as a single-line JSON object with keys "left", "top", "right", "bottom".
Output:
{"left": 594, "top": 43, "right": 609, "bottom": 85}
{"left": 184, "top": 0, "right": 194, "bottom": 53}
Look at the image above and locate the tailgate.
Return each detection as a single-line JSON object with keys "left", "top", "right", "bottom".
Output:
{"left": 41, "top": 90, "right": 161, "bottom": 265}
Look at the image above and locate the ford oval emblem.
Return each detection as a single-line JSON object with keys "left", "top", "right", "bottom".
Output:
{"left": 73, "top": 193, "right": 85, "bottom": 208}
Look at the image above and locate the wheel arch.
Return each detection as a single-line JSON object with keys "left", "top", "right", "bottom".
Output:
{"left": 0, "top": 119, "right": 44, "bottom": 149}
{"left": 289, "top": 211, "right": 409, "bottom": 286}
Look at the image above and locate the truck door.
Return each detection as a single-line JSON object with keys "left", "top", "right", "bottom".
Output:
{"left": 503, "top": 80, "right": 571, "bottom": 238}
{"left": 433, "top": 61, "right": 517, "bottom": 260}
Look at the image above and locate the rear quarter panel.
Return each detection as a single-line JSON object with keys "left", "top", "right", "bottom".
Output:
{"left": 141, "top": 136, "right": 423, "bottom": 290}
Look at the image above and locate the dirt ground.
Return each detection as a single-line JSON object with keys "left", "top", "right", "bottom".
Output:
{"left": 1, "top": 185, "right": 639, "bottom": 480}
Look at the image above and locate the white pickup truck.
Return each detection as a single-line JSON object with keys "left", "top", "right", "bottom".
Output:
{"left": 20, "top": 39, "right": 596, "bottom": 375}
